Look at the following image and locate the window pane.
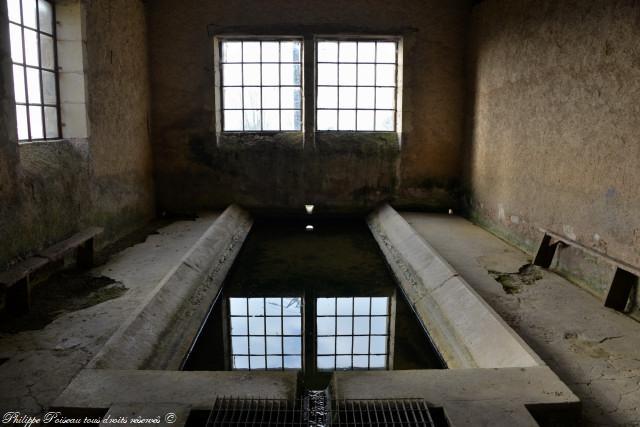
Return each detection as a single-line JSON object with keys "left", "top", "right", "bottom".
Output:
{"left": 223, "top": 87, "right": 242, "bottom": 109}
{"left": 317, "top": 337, "right": 335, "bottom": 355}
{"left": 40, "top": 35, "right": 55, "bottom": 70}
{"left": 248, "top": 315, "right": 264, "bottom": 334}
{"left": 265, "top": 316, "right": 282, "bottom": 334}
{"left": 358, "top": 42, "right": 376, "bottom": 62}
{"left": 243, "top": 64, "right": 260, "bottom": 85}
{"left": 230, "top": 298, "right": 248, "bottom": 316}
{"left": 261, "top": 63, "right": 279, "bottom": 85}
{"left": 338, "top": 109, "right": 356, "bottom": 131}
{"left": 38, "top": 0, "right": 54, "bottom": 34}
{"left": 376, "top": 64, "right": 396, "bottom": 86}
{"left": 371, "top": 316, "right": 388, "bottom": 335}
{"left": 44, "top": 106, "right": 58, "bottom": 138}
{"left": 7, "top": 0, "right": 21, "bottom": 23}
{"left": 24, "top": 29, "right": 39, "bottom": 66}
{"left": 280, "top": 41, "right": 301, "bottom": 62}
{"left": 265, "top": 298, "right": 282, "bottom": 315}
{"left": 262, "top": 87, "right": 279, "bottom": 109}
{"left": 222, "top": 41, "right": 242, "bottom": 62}
{"left": 375, "top": 111, "right": 394, "bottom": 131}
{"left": 376, "top": 87, "right": 395, "bottom": 109}
{"left": 317, "top": 63, "right": 337, "bottom": 85}
{"left": 354, "top": 297, "right": 370, "bottom": 315}
{"left": 377, "top": 42, "right": 397, "bottom": 63}
{"left": 336, "top": 298, "right": 352, "bottom": 315}
{"left": 353, "top": 355, "right": 368, "bottom": 369}
{"left": 13, "top": 65, "right": 26, "bottom": 103}
{"left": 267, "top": 355, "right": 283, "bottom": 369}
{"left": 317, "top": 86, "right": 337, "bottom": 109}
{"left": 357, "top": 110, "right": 374, "bottom": 131}
{"left": 248, "top": 298, "right": 264, "bottom": 316}
{"left": 233, "top": 356, "right": 249, "bottom": 369}
{"left": 317, "top": 110, "right": 337, "bottom": 131}
{"left": 317, "top": 356, "right": 334, "bottom": 370}
{"left": 283, "top": 337, "right": 301, "bottom": 354}
{"left": 283, "top": 298, "right": 301, "bottom": 316}
{"left": 282, "top": 315, "right": 301, "bottom": 335}
{"left": 317, "top": 317, "right": 335, "bottom": 336}
{"left": 338, "top": 87, "right": 356, "bottom": 109}
{"left": 232, "top": 336, "right": 249, "bottom": 355}
{"left": 336, "top": 336, "right": 352, "bottom": 354}
{"left": 317, "top": 298, "right": 335, "bottom": 316}
{"left": 242, "top": 41, "right": 260, "bottom": 62}
{"left": 370, "top": 336, "right": 387, "bottom": 354}
{"left": 339, "top": 42, "right": 357, "bottom": 62}
{"left": 26, "top": 67, "right": 41, "bottom": 104}
{"left": 223, "top": 64, "right": 242, "bottom": 86}
{"left": 266, "top": 337, "right": 281, "bottom": 354}
{"left": 336, "top": 355, "right": 351, "bottom": 369}
{"left": 249, "top": 336, "right": 265, "bottom": 355}
{"left": 224, "top": 110, "right": 243, "bottom": 131}
{"left": 353, "top": 336, "right": 369, "bottom": 355}
{"left": 357, "top": 64, "right": 375, "bottom": 86}
{"left": 357, "top": 87, "right": 374, "bottom": 109}
{"left": 371, "top": 297, "right": 388, "bottom": 315}
{"left": 339, "top": 64, "right": 356, "bottom": 85}
{"left": 261, "top": 41, "right": 279, "bottom": 62}
{"left": 336, "top": 317, "right": 352, "bottom": 335}
{"left": 280, "top": 110, "right": 301, "bottom": 131}
{"left": 250, "top": 356, "right": 266, "bottom": 369}
{"left": 243, "top": 87, "right": 260, "bottom": 109}
{"left": 262, "top": 110, "right": 279, "bottom": 131}
{"left": 369, "top": 355, "right": 386, "bottom": 369}
{"left": 284, "top": 355, "right": 301, "bottom": 369}
{"left": 22, "top": 0, "right": 37, "bottom": 29}
{"left": 9, "top": 24, "right": 23, "bottom": 63}
{"left": 317, "top": 41, "right": 338, "bottom": 62}
{"left": 244, "top": 110, "right": 261, "bottom": 130}
{"left": 16, "top": 105, "right": 29, "bottom": 140}
{"left": 29, "top": 105, "right": 43, "bottom": 139}
{"left": 231, "top": 317, "right": 248, "bottom": 335}
{"left": 280, "top": 63, "right": 300, "bottom": 85}
{"left": 353, "top": 317, "right": 369, "bottom": 335}
{"left": 280, "top": 87, "right": 300, "bottom": 109}
{"left": 42, "top": 70, "right": 56, "bottom": 104}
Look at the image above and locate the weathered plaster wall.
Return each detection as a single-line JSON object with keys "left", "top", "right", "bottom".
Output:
{"left": 148, "top": 0, "right": 469, "bottom": 214}
{"left": 466, "top": 1, "right": 640, "bottom": 303}
{"left": 0, "top": 0, "right": 154, "bottom": 269}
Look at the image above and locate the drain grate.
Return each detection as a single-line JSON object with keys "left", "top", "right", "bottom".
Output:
{"left": 205, "top": 396, "right": 435, "bottom": 426}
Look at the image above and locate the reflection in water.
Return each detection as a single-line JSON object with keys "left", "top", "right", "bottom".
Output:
{"left": 229, "top": 297, "right": 302, "bottom": 370}
{"left": 316, "top": 297, "right": 389, "bottom": 370}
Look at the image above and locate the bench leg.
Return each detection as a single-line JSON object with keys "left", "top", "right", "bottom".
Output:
{"left": 6, "top": 277, "right": 31, "bottom": 314}
{"left": 604, "top": 268, "right": 638, "bottom": 311}
{"left": 77, "top": 238, "right": 95, "bottom": 269}
{"left": 533, "top": 234, "right": 560, "bottom": 268}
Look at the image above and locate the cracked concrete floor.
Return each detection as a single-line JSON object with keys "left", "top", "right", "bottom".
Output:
{"left": 403, "top": 213, "right": 640, "bottom": 427}
{"left": 0, "top": 213, "right": 220, "bottom": 415}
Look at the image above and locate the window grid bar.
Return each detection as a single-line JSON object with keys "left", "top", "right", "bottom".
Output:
{"left": 19, "top": 0, "right": 31, "bottom": 140}
{"left": 37, "top": 0, "right": 46, "bottom": 140}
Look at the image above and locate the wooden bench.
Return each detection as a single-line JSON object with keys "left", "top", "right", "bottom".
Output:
{"left": 0, "top": 227, "right": 103, "bottom": 314}
{"left": 534, "top": 228, "right": 639, "bottom": 312}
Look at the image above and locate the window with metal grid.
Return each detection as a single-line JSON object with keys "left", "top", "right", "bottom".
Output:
{"left": 228, "top": 297, "right": 303, "bottom": 370}
{"left": 316, "top": 39, "right": 398, "bottom": 132}
{"left": 6, "top": 0, "right": 60, "bottom": 141}
{"left": 220, "top": 39, "right": 303, "bottom": 132}
{"left": 316, "top": 297, "right": 390, "bottom": 370}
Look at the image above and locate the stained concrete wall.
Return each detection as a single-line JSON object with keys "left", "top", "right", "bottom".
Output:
{"left": 147, "top": 0, "right": 470, "bottom": 214}
{"left": 466, "top": 1, "right": 640, "bottom": 306}
{"left": 0, "top": 0, "right": 154, "bottom": 269}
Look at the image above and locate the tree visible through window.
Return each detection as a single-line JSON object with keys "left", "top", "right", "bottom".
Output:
{"left": 220, "top": 39, "right": 303, "bottom": 132}
{"left": 7, "top": 0, "right": 60, "bottom": 141}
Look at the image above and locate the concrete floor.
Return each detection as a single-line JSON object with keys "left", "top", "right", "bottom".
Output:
{"left": 402, "top": 213, "right": 640, "bottom": 427}
{"left": 0, "top": 214, "right": 220, "bottom": 414}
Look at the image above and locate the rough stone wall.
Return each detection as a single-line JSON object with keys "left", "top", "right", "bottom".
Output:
{"left": 147, "top": 0, "right": 469, "bottom": 214}
{"left": 0, "top": 0, "right": 154, "bottom": 269}
{"left": 466, "top": 1, "right": 640, "bottom": 303}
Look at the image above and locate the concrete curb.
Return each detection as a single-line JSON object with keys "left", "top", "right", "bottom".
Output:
{"left": 367, "top": 204, "right": 543, "bottom": 368}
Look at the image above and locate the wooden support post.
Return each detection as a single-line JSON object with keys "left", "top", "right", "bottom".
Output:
{"left": 604, "top": 268, "right": 638, "bottom": 312}
{"left": 533, "top": 234, "right": 559, "bottom": 268}
{"left": 77, "top": 238, "right": 95, "bottom": 269}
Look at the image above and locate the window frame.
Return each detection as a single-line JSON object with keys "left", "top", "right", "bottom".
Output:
{"left": 7, "top": 0, "right": 62, "bottom": 142}
{"left": 314, "top": 36, "right": 401, "bottom": 133}
{"left": 216, "top": 36, "right": 305, "bottom": 134}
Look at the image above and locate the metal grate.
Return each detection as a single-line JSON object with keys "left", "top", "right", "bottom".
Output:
{"left": 205, "top": 396, "right": 434, "bottom": 426}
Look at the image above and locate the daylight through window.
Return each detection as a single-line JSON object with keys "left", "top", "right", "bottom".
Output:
{"left": 7, "top": 0, "right": 60, "bottom": 141}
{"left": 220, "top": 39, "right": 303, "bottom": 132}
{"left": 316, "top": 40, "right": 398, "bottom": 132}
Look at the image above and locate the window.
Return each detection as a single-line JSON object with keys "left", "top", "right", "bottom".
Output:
{"left": 316, "top": 297, "right": 390, "bottom": 370}
{"left": 220, "top": 39, "right": 303, "bottom": 132}
{"left": 7, "top": 0, "right": 60, "bottom": 141}
{"left": 228, "top": 297, "right": 303, "bottom": 370}
{"left": 316, "top": 40, "right": 398, "bottom": 132}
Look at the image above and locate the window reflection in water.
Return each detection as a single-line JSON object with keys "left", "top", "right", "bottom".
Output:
{"left": 229, "top": 297, "right": 303, "bottom": 370}
{"left": 316, "top": 297, "right": 389, "bottom": 370}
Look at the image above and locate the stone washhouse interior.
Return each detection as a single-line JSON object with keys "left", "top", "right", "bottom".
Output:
{"left": 0, "top": 1, "right": 638, "bottom": 426}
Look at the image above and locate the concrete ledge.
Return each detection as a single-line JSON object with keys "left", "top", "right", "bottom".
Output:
{"left": 88, "top": 204, "right": 253, "bottom": 370}
{"left": 332, "top": 367, "right": 580, "bottom": 427}
{"left": 367, "top": 204, "right": 542, "bottom": 368}
{"left": 54, "top": 369, "right": 297, "bottom": 410}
